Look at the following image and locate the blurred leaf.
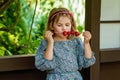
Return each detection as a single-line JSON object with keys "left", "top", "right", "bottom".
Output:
{"left": 0, "top": 23, "right": 5, "bottom": 28}
{"left": 6, "top": 49, "right": 13, "bottom": 56}
{"left": 77, "top": 25, "right": 84, "bottom": 33}
{"left": 0, "top": 46, "right": 5, "bottom": 56}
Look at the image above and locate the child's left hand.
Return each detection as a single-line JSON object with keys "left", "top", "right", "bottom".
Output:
{"left": 82, "top": 31, "right": 92, "bottom": 43}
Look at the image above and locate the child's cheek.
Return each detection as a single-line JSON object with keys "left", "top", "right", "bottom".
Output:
{"left": 56, "top": 29, "right": 63, "bottom": 33}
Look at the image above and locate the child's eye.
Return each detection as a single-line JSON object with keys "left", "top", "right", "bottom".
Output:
{"left": 66, "top": 24, "right": 70, "bottom": 27}
{"left": 58, "top": 25, "right": 62, "bottom": 27}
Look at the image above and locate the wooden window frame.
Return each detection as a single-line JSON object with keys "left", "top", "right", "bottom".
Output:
{"left": 0, "top": 55, "right": 35, "bottom": 72}
{"left": 100, "top": 48, "right": 120, "bottom": 63}
{"left": 85, "top": 0, "right": 100, "bottom": 80}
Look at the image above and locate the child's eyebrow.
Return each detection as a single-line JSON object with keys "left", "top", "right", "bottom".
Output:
{"left": 66, "top": 22, "right": 70, "bottom": 24}
{"left": 65, "top": 22, "right": 71, "bottom": 25}
{"left": 57, "top": 22, "right": 71, "bottom": 24}
{"left": 57, "top": 22, "right": 64, "bottom": 24}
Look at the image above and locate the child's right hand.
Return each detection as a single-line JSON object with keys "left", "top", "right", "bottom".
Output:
{"left": 44, "top": 31, "right": 54, "bottom": 43}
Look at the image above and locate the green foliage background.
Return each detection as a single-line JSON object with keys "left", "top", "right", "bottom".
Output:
{"left": 0, "top": 0, "right": 85, "bottom": 56}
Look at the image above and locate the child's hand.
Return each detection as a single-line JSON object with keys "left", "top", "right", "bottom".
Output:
{"left": 82, "top": 31, "right": 92, "bottom": 43}
{"left": 45, "top": 31, "right": 54, "bottom": 43}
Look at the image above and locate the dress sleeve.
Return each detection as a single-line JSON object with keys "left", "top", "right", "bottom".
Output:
{"left": 75, "top": 38, "right": 96, "bottom": 70}
{"left": 35, "top": 40, "right": 57, "bottom": 71}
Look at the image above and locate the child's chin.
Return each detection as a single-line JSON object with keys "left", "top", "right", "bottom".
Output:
{"left": 60, "top": 35, "right": 67, "bottom": 38}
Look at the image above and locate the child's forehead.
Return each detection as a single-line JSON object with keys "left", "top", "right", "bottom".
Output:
{"left": 55, "top": 17, "right": 71, "bottom": 24}
{"left": 55, "top": 14, "right": 71, "bottom": 22}
{"left": 59, "top": 16, "right": 71, "bottom": 21}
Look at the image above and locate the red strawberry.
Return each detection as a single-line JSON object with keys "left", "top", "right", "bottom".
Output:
{"left": 67, "top": 31, "right": 71, "bottom": 35}
{"left": 75, "top": 31, "right": 80, "bottom": 36}
{"left": 70, "top": 30, "right": 75, "bottom": 35}
{"left": 63, "top": 31, "right": 68, "bottom": 36}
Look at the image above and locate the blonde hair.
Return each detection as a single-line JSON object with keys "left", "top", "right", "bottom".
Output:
{"left": 44, "top": 8, "right": 77, "bottom": 38}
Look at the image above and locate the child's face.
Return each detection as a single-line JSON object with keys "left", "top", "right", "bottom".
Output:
{"left": 53, "top": 16, "right": 72, "bottom": 37}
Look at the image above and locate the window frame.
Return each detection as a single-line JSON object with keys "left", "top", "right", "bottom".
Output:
{"left": 0, "top": 55, "right": 35, "bottom": 72}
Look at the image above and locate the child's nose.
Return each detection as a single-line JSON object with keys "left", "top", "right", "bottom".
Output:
{"left": 62, "top": 26, "right": 66, "bottom": 30}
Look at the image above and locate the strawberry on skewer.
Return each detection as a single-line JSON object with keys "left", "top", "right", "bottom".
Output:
{"left": 75, "top": 31, "right": 80, "bottom": 36}
{"left": 63, "top": 31, "right": 68, "bottom": 36}
{"left": 63, "top": 30, "right": 80, "bottom": 36}
{"left": 70, "top": 30, "right": 75, "bottom": 35}
{"left": 67, "top": 31, "right": 71, "bottom": 35}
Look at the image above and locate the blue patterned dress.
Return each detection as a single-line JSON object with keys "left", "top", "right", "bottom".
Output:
{"left": 35, "top": 38, "right": 96, "bottom": 80}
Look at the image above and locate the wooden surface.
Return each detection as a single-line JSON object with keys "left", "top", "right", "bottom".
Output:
{"left": 101, "top": 62, "right": 120, "bottom": 80}
{"left": 0, "top": 55, "right": 90, "bottom": 80}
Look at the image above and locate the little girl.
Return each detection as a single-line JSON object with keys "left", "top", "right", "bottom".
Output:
{"left": 35, "top": 7, "right": 96, "bottom": 80}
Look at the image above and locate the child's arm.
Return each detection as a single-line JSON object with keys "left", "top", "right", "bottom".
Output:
{"left": 35, "top": 31, "right": 56, "bottom": 71}
{"left": 44, "top": 31, "right": 54, "bottom": 60}
{"left": 76, "top": 35, "right": 95, "bottom": 69}
{"left": 84, "top": 42, "right": 92, "bottom": 59}
{"left": 83, "top": 31, "right": 92, "bottom": 59}
{"left": 35, "top": 40, "right": 57, "bottom": 71}
{"left": 44, "top": 42, "right": 54, "bottom": 60}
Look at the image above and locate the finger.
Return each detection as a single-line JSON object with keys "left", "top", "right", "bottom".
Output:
{"left": 46, "top": 31, "right": 54, "bottom": 40}
{"left": 45, "top": 31, "right": 52, "bottom": 38}
{"left": 47, "top": 33, "right": 53, "bottom": 39}
{"left": 83, "top": 31, "right": 91, "bottom": 39}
